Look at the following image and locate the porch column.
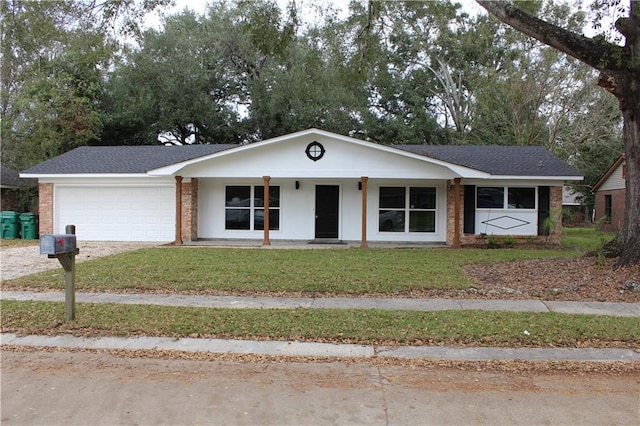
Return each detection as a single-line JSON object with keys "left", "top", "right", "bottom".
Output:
{"left": 360, "top": 176, "right": 368, "bottom": 248}
{"left": 453, "top": 178, "right": 461, "bottom": 249}
{"left": 262, "top": 176, "right": 270, "bottom": 246}
{"left": 175, "top": 175, "right": 183, "bottom": 245}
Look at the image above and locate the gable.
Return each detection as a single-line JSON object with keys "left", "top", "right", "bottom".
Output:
{"left": 157, "top": 131, "right": 472, "bottom": 179}
{"left": 593, "top": 156, "right": 626, "bottom": 192}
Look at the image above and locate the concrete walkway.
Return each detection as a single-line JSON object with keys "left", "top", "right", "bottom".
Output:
{"left": 2, "top": 290, "right": 639, "bottom": 362}
{"left": 3, "top": 290, "right": 640, "bottom": 317}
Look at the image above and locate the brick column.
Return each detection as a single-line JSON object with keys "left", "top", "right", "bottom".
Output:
{"left": 548, "top": 186, "right": 563, "bottom": 244}
{"left": 38, "top": 183, "right": 54, "bottom": 235}
{"left": 181, "top": 178, "right": 198, "bottom": 242}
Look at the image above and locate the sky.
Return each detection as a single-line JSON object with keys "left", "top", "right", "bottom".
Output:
{"left": 144, "top": 0, "right": 487, "bottom": 31}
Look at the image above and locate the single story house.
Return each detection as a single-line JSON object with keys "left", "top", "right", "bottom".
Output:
{"left": 562, "top": 185, "right": 587, "bottom": 225}
{"left": 592, "top": 155, "right": 626, "bottom": 232}
{"left": 1, "top": 166, "right": 36, "bottom": 212}
{"left": 21, "top": 128, "right": 583, "bottom": 246}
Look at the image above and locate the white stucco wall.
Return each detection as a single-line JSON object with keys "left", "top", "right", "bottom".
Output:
{"left": 197, "top": 178, "right": 448, "bottom": 242}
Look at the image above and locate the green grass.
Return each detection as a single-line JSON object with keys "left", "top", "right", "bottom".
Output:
{"left": 4, "top": 246, "right": 580, "bottom": 295}
{"left": 562, "top": 227, "right": 616, "bottom": 252}
{"left": 2, "top": 300, "right": 638, "bottom": 348}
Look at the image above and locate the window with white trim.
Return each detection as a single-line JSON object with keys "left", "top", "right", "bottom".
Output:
{"left": 477, "top": 186, "right": 535, "bottom": 209}
{"left": 379, "top": 187, "right": 436, "bottom": 233}
{"left": 225, "top": 185, "right": 280, "bottom": 230}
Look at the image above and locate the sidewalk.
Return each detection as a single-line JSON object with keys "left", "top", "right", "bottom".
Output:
{"left": 3, "top": 290, "right": 640, "bottom": 317}
{"left": 2, "top": 290, "right": 639, "bottom": 362}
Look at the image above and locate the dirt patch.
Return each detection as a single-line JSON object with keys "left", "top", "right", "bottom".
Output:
{"left": 463, "top": 257, "right": 640, "bottom": 302}
{"left": 0, "top": 242, "right": 156, "bottom": 281}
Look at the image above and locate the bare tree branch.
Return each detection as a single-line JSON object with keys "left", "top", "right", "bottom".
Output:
{"left": 476, "top": 1, "right": 627, "bottom": 71}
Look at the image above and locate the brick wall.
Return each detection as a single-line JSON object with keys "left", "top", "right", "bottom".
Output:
{"left": 180, "top": 178, "right": 198, "bottom": 242}
{"left": 594, "top": 188, "right": 626, "bottom": 232}
{"left": 38, "top": 183, "right": 53, "bottom": 235}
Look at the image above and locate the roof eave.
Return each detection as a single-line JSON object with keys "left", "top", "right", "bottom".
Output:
{"left": 20, "top": 173, "right": 153, "bottom": 179}
{"left": 485, "top": 175, "right": 584, "bottom": 181}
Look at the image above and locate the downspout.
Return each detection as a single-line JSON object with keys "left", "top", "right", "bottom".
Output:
{"left": 453, "top": 177, "right": 461, "bottom": 248}
{"left": 175, "top": 175, "right": 183, "bottom": 245}
{"left": 361, "top": 176, "right": 369, "bottom": 248}
{"left": 262, "top": 176, "right": 270, "bottom": 246}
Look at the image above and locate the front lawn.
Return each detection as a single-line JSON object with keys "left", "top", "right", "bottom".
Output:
{"left": 3, "top": 246, "right": 580, "bottom": 295}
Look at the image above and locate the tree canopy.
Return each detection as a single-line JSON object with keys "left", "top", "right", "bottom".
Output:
{"left": 1, "top": 0, "right": 625, "bottom": 237}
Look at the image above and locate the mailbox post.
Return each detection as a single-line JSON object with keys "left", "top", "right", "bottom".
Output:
{"left": 40, "top": 225, "right": 78, "bottom": 321}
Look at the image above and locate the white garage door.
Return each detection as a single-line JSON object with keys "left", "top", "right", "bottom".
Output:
{"left": 56, "top": 185, "right": 175, "bottom": 242}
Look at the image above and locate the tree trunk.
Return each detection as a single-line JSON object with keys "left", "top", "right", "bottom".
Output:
{"left": 616, "top": 73, "right": 640, "bottom": 266}
{"left": 476, "top": 0, "right": 640, "bottom": 266}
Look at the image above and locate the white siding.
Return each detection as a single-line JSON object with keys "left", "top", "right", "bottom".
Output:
{"left": 599, "top": 162, "right": 626, "bottom": 191}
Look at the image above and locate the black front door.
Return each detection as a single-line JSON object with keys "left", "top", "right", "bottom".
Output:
{"left": 315, "top": 185, "right": 339, "bottom": 239}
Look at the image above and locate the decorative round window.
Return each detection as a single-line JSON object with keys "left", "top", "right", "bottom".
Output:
{"left": 305, "top": 141, "right": 325, "bottom": 161}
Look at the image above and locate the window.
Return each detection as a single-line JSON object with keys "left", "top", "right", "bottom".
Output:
{"left": 254, "top": 185, "right": 280, "bottom": 230}
{"left": 477, "top": 186, "right": 536, "bottom": 209}
{"left": 477, "top": 187, "right": 504, "bottom": 208}
{"left": 225, "top": 185, "right": 280, "bottom": 231}
{"left": 604, "top": 195, "right": 612, "bottom": 224}
{"left": 379, "top": 187, "right": 436, "bottom": 233}
{"left": 508, "top": 188, "right": 535, "bottom": 209}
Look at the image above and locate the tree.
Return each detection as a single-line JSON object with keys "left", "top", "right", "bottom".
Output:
{"left": 1, "top": 0, "right": 170, "bottom": 168}
{"left": 102, "top": 10, "right": 242, "bottom": 145}
{"left": 477, "top": 0, "right": 640, "bottom": 267}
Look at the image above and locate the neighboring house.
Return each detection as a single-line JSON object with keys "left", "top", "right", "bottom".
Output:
{"left": 562, "top": 185, "right": 587, "bottom": 225}
{"left": 1, "top": 166, "right": 36, "bottom": 212}
{"left": 592, "top": 155, "right": 626, "bottom": 232}
{"left": 21, "top": 129, "right": 583, "bottom": 245}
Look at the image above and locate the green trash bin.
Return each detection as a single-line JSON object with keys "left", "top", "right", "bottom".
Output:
{"left": 20, "top": 212, "right": 38, "bottom": 239}
{"left": 1, "top": 211, "right": 20, "bottom": 239}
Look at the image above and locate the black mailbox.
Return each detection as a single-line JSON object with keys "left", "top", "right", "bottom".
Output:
{"left": 40, "top": 234, "right": 77, "bottom": 255}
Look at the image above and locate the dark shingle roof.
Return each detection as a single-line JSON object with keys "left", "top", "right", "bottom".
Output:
{"left": 395, "top": 145, "right": 582, "bottom": 177}
{"left": 2, "top": 166, "right": 36, "bottom": 187}
{"left": 1, "top": 166, "right": 21, "bottom": 186}
{"left": 20, "top": 142, "right": 582, "bottom": 178}
{"left": 21, "top": 145, "right": 236, "bottom": 175}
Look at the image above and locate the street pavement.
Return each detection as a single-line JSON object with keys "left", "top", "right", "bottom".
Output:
{"left": 3, "top": 349, "right": 639, "bottom": 426}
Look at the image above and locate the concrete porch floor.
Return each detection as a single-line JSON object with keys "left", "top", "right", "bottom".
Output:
{"left": 182, "top": 239, "right": 449, "bottom": 249}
